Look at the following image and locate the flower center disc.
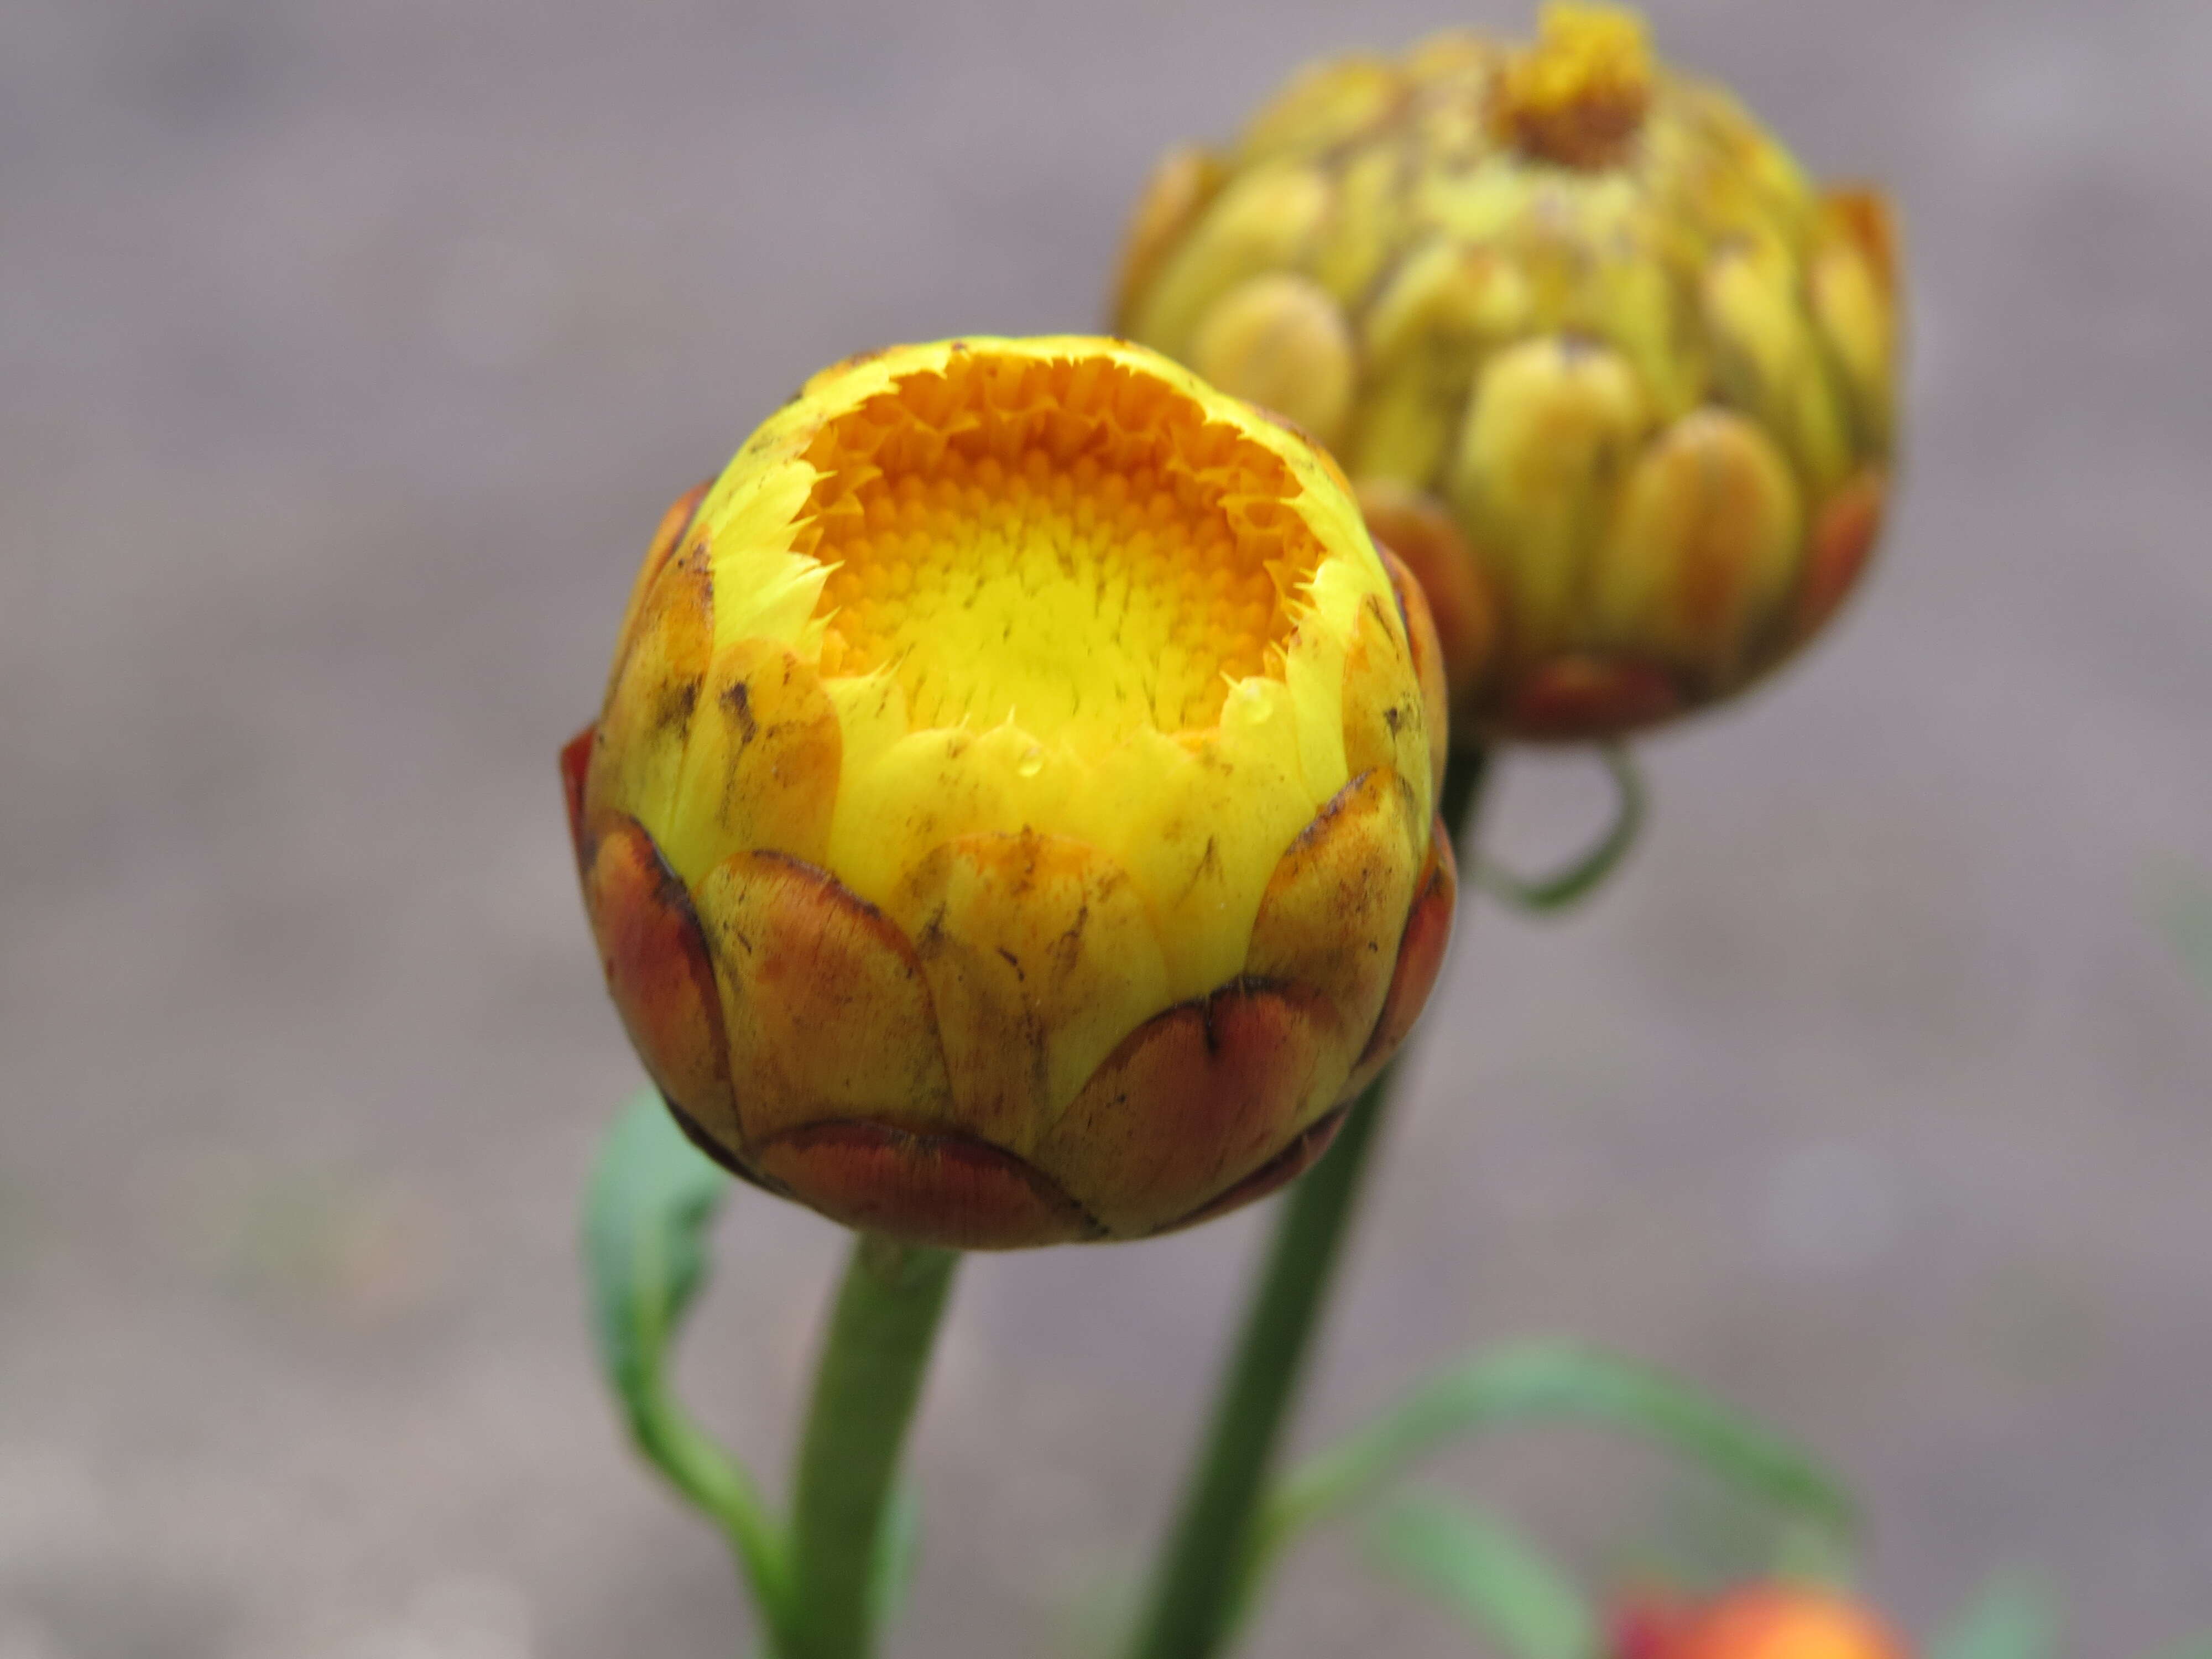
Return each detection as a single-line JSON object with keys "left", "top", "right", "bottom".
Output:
{"left": 796, "top": 352, "right": 1326, "bottom": 743}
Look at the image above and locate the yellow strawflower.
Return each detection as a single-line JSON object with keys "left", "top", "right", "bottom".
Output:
{"left": 1114, "top": 3, "right": 1901, "bottom": 741}
{"left": 563, "top": 337, "right": 1456, "bottom": 1248}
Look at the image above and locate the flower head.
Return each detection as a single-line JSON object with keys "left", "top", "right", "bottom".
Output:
{"left": 1114, "top": 3, "right": 1901, "bottom": 742}
{"left": 565, "top": 337, "right": 1455, "bottom": 1248}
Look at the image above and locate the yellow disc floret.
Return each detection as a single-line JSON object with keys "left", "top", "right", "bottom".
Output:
{"left": 804, "top": 362, "right": 1311, "bottom": 737}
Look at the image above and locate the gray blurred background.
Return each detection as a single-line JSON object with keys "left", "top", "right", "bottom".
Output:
{"left": 4, "top": 0, "right": 2210, "bottom": 1654}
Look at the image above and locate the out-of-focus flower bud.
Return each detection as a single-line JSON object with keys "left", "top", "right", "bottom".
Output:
{"left": 564, "top": 337, "right": 1456, "bottom": 1249}
{"left": 1113, "top": 3, "right": 1902, "bottom": 743}
{"left": 1614, "top": 1585, "right": 1909, "bottom": 1659}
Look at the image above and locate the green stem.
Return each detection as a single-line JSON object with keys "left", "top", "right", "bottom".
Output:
{"left": 1128, "top": 1071, "right": 1393, "bottom": 1659}
{"left": 628, "top": 1384, "right": 790, "bottom": 1621}
{"left": 1472, "top": 744, "right": 1644, "bottom": 913}
{"left": 784, "top": 1234, "right": 961, "bottom": 1659}
{"left": 1128, "top": 747, "right": 1491, "bottom": 1659}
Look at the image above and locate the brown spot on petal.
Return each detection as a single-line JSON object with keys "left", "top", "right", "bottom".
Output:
{"left": 1036, "top": 978, "right": 1336, "bottom": 1238}
{"left": 1358, "top": 478, "right": 1498, "bottom": 719}
{"left": 646, "top": 479, "right": 711, "bottom": 575}
{"left": 1795, "top": 469, "right": 1885, "bottom": 641}
{"left": 607, "top": 481, "right": 711, "bottom": 701}
{"left": 1246, "top": 769, "right": 1421, "bottom": 1083}
{"left": 588, "top": 542, "right": 716, "bottom": 831}
{"left": 559, "top": 722, "right": 594, "bottom": 870}
{"left": 754, "top": 1120, "right": 1100, "bottom": 1250}
{"left": 1155, "top": 1103, "right": 1350, "bottom": 1234}
{"left": 692, "top": 852, "right": 959, "bottom": 1148}
{"left": 583, "top": 817, "right": 741, "bottom": 1152}
{"left": 1343, "top": 816, "right": 1458, "bottom": 1098}
{"left": 889, "top": 831, "right": 1170, "bottom": 1152}
{"left": 1503, "top": 653, "right": 1682, "bottom": 742}
{"left": 1341, "top": 590, "right": 1434, "bottom": 815}
{"left": 1378, "top": 545, "right": 1452, "bottom": 798}
{"left": 660, "top": 638, "right": 842, "bottom": 874}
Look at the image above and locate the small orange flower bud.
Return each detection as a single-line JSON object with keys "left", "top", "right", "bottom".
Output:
{"left": 1616, "top": 1585, "right": 1910, "bottom": 1659}
{"left": 567, "top": 338, "right": 1456, "bottom": 1248}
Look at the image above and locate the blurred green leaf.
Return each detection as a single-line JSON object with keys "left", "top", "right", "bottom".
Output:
{"left": 584, "top": 1092, "right": 729, "bottom": 1398}
{"left": 1366, "top": 1491, "right": 1599, "bottom": 1659}
{"left": 1767, "top": 1517, "right": 1860, "bottom": 1589}
{"left": 1616, "top": 1472, "right": 1861, "bottom": 1597}
{"left": 1928, "top": 1571, "right": 2060, "bottom": 1659}
{"left": 1252, "top": 1341, "right": 1857, "bottom": 1597}
{"left": 583, "top": 1091, "right": 788, "bottom": 1626}
{"left": 1477, "top": 746, "right": 1647, "bottom": 914}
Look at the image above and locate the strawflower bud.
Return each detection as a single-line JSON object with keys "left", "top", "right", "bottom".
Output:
{"left": 1615, "top": 1585, "right": 1909, "bottom": 1659}
{"left": 563, "top": 338, "right": 1456, "bottom": 1249}
{"left": 1114, "top": 3, "right": 1902, "bottom": 742}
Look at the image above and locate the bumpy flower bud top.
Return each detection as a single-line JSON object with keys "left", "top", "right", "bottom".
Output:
{"left": 1114, "top": 3, "right": 1902, "bottom": 742}
{"left": 564, "top": 337, "right": 1455, "bottom": 1249}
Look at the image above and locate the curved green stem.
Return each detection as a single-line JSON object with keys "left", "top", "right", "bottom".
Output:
{"left": 784, "top": 1235, "right": 960, "bottom": 1659}
{"left": 1474, "top": 744, "right": 1644, "bottom": 912}
{"left": 627, "top": 1383, "right": 791, "bottom": 1624}
{"left": 1127, "top": 747, "right": 1492, "bottom": 1659}
{"left": 583, "top": 1092, "right": 792, "bottom": 1630}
